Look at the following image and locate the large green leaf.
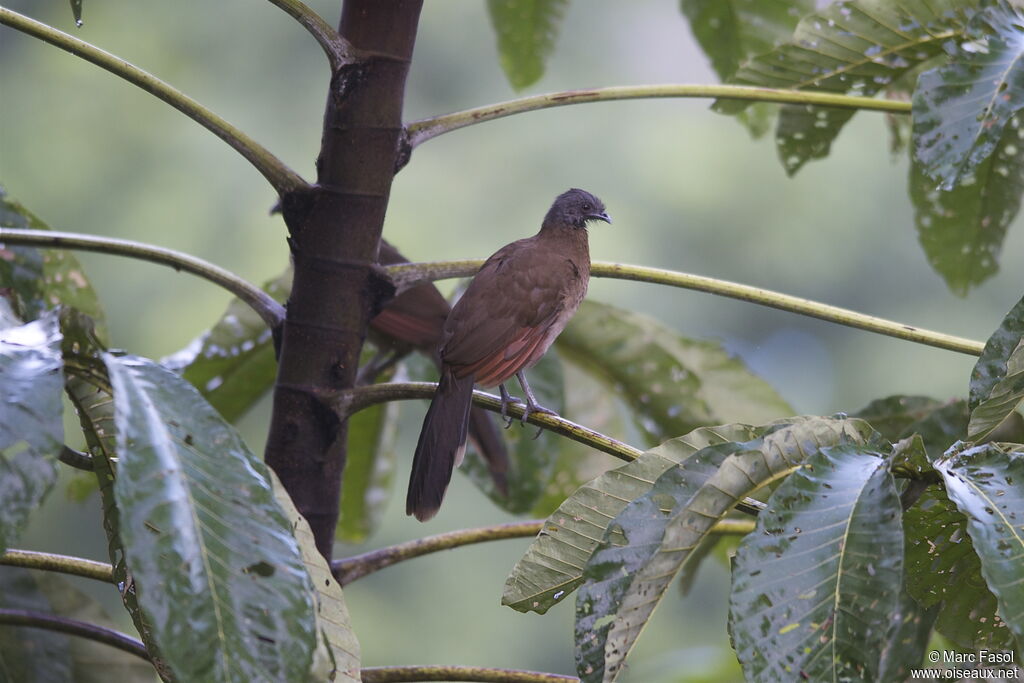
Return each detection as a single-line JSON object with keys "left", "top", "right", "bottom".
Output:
{"left": 716, "top": 0, "right": 976, "bottom": 175}
{"left": 937, "top": 443, "right": 1024, "bottom": 645}
{"left": 573, "top": 422, "right": 878, "bottom": 682}
{"left": 728, "top": 445, "right": 903, "bottom": 682}
{"left": 968, "top": 339, "right": 1024, "bottom": 441}
{"left": 272, "top": 472, "right": 361, "bottom": 682}
{"left": 853, "top": 395, "right": 943, "bottom": 442}
{"left": 973, "top": 292, "right": 1024, "bottom": 412}
{"left": 911, "top": 114, "right": 1024, "bottom": 295}
{"left": 103, "top": 354, "right": 318, "bottom": 682}
{"left": 0, "top": 567, "right": 72, "bottom": 682}
{"left": 877, "top": 588, "right": 940, "bottom": 682}
{"left": 913, "top": 1, "right": 1024, "bottom": 189}
{"left": 338, "top": 390, "right": 400, "bottom": 544}
{"left": 903, "top": 482, "right": 1015, "bottom": 650}
{"left": 556, "top": 300, "right": 792, "bottom": 447}
{"left": 0, "top": 187, "right": 106, "bottom": 339}
{"left": 0, "top": 308, "right": 62, "bottom": 552}
{"left": 486, "top": 0, "right": 569, "bottom": 90}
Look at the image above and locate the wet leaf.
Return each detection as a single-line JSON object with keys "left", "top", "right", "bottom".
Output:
{"left": 103, "top": 354, "right": 318, "bottom": 682}
{"left": 877, "top": 589, "right": 940, "bottom": 682}
{"left": 487, "top": 0, "right": 569, "bottom": 90}
{"left": 0, "top": 187, "right": 106, "bottom": 340}
{"left": 715, "top": 0, "right": 977, "bottom": 175}
{"left": 556, "top": 300, "right": 792, "bottom": 447}
{"left": 903, "top": 482, "right": 1015, "bottom": 650}
{"left": 972, "top": 290, "right": 1024, "bottom": 411}
{"left": 0, "top": 567, "right": 72, "bottom": 682}
{"left": 911, "top": 114, "right": 1024, "bottom": 295}
{"left": 913, "top": 1, "right": 1024, "bottom": 189}
{"left": 504, "top": 416, "right": 874, "bottom": 615}
{"left": 0, "top": 309, "right": 62, "bottom": 553}
{"left": 936, "top": 443, "right": 1024, "bottom": 643}
{"left": 968, "top": 339, "right": 1024, "bottom": 441}
{"left": 272, "top": 472, "right": 361, "bottom": 683}
{"left": 729, "top": 445, "right": 903, "bottom": 683}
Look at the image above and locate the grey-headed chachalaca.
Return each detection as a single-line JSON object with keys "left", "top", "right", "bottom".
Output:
{"left": 406, "top": 188, "right": 610, "bottom": 521}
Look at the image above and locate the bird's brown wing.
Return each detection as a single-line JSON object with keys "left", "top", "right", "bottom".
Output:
{"left": 441, "top": 237, "right": 575, "bottom": 386}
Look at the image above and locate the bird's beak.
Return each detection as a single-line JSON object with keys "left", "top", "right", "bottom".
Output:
{"left": 588, "top": 212, "right": 612, "bottom": 224}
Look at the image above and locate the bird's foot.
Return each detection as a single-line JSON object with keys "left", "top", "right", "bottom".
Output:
{"left": 522, "top": 399, "right": 555, "bottom": 440}
{"left": 498, "top": 384, "right": 523, "bottom": 429}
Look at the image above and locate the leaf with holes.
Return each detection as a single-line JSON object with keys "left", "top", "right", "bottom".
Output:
{"left": 0, "top": 308, "right": 62, "bottom": 553}
{"left": 729, "top": 445, "right": 903, "bottom": 682}
{"left": 913, "top": 1, "right": 1024, "bottom": 189}
{"left": 715, "top": 0, "right": 977, "bottom": 175}
{"left": 968, "top": 339, "right": 1024, "bottom": 441}
{"left": 973, "top": 290, "right": 1024, "bottom": 412}
{"left": 853, "top": 394, "right": 943, "bottom": 442}
{"left": 937, "top": 443, "right": 1024, "bottom": 642}
{"left": 487, "top": 0, "right": 569, "bottom": 90}
{"left": 104, "top": 354, "right": 318, "bottom": 682}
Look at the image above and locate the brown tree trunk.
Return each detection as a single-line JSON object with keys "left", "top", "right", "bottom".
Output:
{"left": 265, "top": 0, "right": 424, "bottom": 559}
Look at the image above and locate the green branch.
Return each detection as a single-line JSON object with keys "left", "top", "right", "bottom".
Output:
{"left": 385, "top": 260, "right": 985, "bottom": 357}
{"left": 361, "top": 665, "right": 577, "bottom": 682}
{"left": 333, "top": 518, "right": 755, "bottom": 585}
{"left": 0, "top": 228, "right": 285, "bottom": 329}
{"left": 0, "top": 549, "right": 114, "bottom": 583}
{"left": 266, "top": 0, "right": 353, "bottom": 72}
{"left": 406, "top": 84, "right": 912, "bottom": 148}
{"left": 0, "top": 7, "right": 307, "bottom": 195}
{"left": 0, "top": 608, "right": 149, "bottom": 661}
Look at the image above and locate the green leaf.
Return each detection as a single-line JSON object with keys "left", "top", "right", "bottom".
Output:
{"left": 913, "top": 1, "right": 1024, "bottom": 189}
{"left": 903, "top": 482, "right": 1015, "bottom": 650}
{"left": 904, "top": 399, "right": 971, "bottom": 461}
{"left": 911, "top": 114, "right": 1024, "bottom": 295}
{"left": 0, "top": 309, "right": 62, "bottom": 552}
{"left": 973, "top": 291, "right": 1024, "bottom": 411}
{"left": 937, "top": 443, "right": 1024, "bottom": 644}
{"left": 715, "top": 0, "right": 976, "bottom": 175}
{"left": 877, "top": 589, "right": 940, "bottom": 682}
{"left": 573, "top": 423, "right": 880, "bottom": 682}
{"left": 556, "top": 300, "right": 792, "bottom": 447}
{"left": 69, "top": 0, "right": 83, "bottom": 26}
{"left": 165, "top": 268, "right": 289, "bottom": 422}
{"left": 728, "top": 445, "right": 903, "bottom": 682}
{"left": 103, "top": 354, "right": 318, "bottom": 682}
{"left": 853, "top": 394, "right": 943, "bottom": 442}
{"left": 968, "top": 339, "right": 1024, "bottom": 441}
{"left": 0, "top": 187, "right": 106, "bottom": 340}
{"left": 504, "top": 416, "right": 874, "bottom": 615}
{"left": 0, "top": 567, "right": 72, "bottom": 681}
{"left": 271, "top": 472, "right": 361, "bottom": 683}
{"left": 338, "top": 389, "right": 400, "bottom": 543}
{"left": 487, "top": 0, "right": 569, "bottom": 90}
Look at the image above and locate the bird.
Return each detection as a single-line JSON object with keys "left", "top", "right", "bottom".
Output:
{"left": 368, "top": 240, "right": 510, "bottom": 495}
{"left": 406, "top": 188, "right": 611, "bottom": 521}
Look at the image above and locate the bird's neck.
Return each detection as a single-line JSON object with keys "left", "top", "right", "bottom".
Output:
{"left": 537, "top": 223, "right": 590, "bottom": 261}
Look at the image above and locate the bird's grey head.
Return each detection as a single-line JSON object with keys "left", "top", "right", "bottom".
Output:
{"left": 543, "top": 188, "right": 612, "bottom": 230}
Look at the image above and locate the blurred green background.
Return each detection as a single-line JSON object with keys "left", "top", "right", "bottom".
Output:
{"left": 3, "top": 1, "right": 1023, "bottom": 681}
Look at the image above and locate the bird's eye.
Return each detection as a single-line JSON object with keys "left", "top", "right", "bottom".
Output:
{"left": 581, "top": 203, "right": 591, "bottom": 212}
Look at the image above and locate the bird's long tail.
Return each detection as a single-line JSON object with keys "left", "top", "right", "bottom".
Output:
{"left": 406, "top": 367, "right": 475, "bottom": 521}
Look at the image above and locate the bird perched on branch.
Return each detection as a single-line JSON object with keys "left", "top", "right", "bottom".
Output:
{"left": 406, "top": 188, "right": 611, "bottom": 521}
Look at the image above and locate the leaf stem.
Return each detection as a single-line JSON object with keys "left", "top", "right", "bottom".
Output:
{"left": 265, "top": 0, "right": 353, "bottom": 73}
{"left": 406, "top": 84, "right": 912, "bottom": 148}
{"left": 361, "top": 666, "right": 576, "bottom": 683}
{"left": 0, "top": 228, "right": 285, "bottom": 329}
{"left": 0, "top": 7, "right": 307, "bottom": 195}
{"left": 385, "top": 260, "right": 985, "bottom": 356}
{"left": 333, "top": 518, "right": 755, "bottom": 585}
{"left": 58, "top": 445, "right": 93, "bottom": 471}
{"left": 0, "top": 608, "right": 149, "bottom": 661}
{"left": 0, "top": 549, "right": 114, "bottom": 583}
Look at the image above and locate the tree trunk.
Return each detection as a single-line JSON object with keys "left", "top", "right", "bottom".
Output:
{"left": 265, "top": 0, "right": 424, "bottom": 559}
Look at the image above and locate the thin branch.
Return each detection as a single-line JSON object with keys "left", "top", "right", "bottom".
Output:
{"left": 385, "top": 260, "right": 985, "bottom": 357}
{"left": 406, "top": 84, "right": 912, "bottom": 148}
{"left": 0, "top": 7, "right": 307, "bottom": 195}
{"left": 333, "top": 518, "right": 755, "bottom": 585}
{"left": 0, "top": 608, "right": 150, "bottom": 662}
{"left": 361, "top": 665, "right": 577, "bottom": 682}
{"left": 265, "top": 0, "right": 353, "bottom": 72}
{"left": 0, "top": 549, "right": 114, "bottom": 583}
{"left": 58, "top": 445, "right": 93, "bottom": 471}
{"left": 0, "top": 228, "right": 285, "bottom": 329}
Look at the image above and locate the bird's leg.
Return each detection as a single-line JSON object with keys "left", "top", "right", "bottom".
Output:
{"left": 516, "top": 371, "right": 555, "bottom": 439}
{"left": 498, "top": 383, "right": 522, "bottom": 428}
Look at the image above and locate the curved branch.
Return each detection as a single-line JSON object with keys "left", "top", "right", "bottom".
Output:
{"left": 0, "top": 549, "right": 114, "bottom": 583}
{"left": 266, "top": 0, "right": 353, "bottom": 72}
{"left": 385, "top": 261, "right": 985, "bottom": 357}
{"left": 332, "top": 518, "right": 755, "bottom": 585}
{"left": 406, "top": 84, "right": 912, "bottom": 148}
{"left": 361, "top": 665, "right": 577, "bottom": 682}
{"left": 0, "top": 228, "right": 285, "bottom": 329}
{"left": 0, "top": 608, "right": 150, "bottom": 661}
{"left": 0, "top": 8, "right": 307, "bottom": 195}
{"left": 58, "top": 445, "right": 93, "bottom": 471}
